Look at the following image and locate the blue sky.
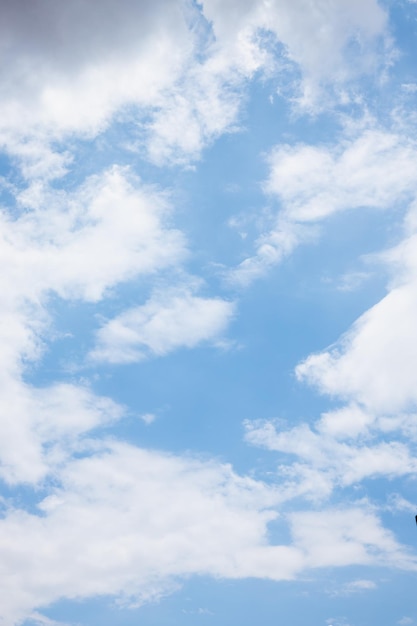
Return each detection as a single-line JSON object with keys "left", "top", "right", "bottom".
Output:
{"left": 1, "top": 1, "right": 417, "bottom": 625}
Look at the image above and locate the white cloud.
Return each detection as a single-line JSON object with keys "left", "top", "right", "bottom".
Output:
{"left": 265, "top": 130, "right": 417, "bottom": 222}
{"left": 245, "top": 419, "right": 417, "bottom": 502}
{"left": 336, "top": 579, "right": 377, "bottom": 595}
{"left": 0, "top": 378, "right": 123, "bottom": 485}
{"left": 231, "top": 128, "right": 417, "bottom": 285}
{"left": 91, "top": 286, "right": 235, "bottom": 363}
{"left": 386, "top": 494, "right": 417, "bottom": 514}
{"left": 289, "top": 507, "right": 415, "bottom": 570}
{"left": 11, "top": 166, "right": 186, "bottom": 302}
{"left": 0, "top": 441, "right": 301, "bottom": 625}
{"left": 0, "top": 0, "right": 390, "bottom": 173}
{"left": 202, "top": 0, "right": 389, "bottom": 110}
{"left": 26, "top": 612, "right": 73, "bottom": 626}
{"left": 140, "top": 413, "right": 157, "bottom": 425}
{"left": 1, "top": 441, "right": 414, "bottom": 626}
{"left": 0, "top": 166, "right": 187, "bottom": 483}
{"left": 296, "top": 278, "right": 417, "bottom": 414}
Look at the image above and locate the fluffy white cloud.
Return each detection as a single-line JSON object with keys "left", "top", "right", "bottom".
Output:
{"left": 245, "top": 418, "right": 417, "bottom": 502}
{"left": 0, "top": 441, "right": 412, "bottom": 626}
{"left": 297, "top": 280, "right": 417, "bottom": 413}
{"left": 91, "top": 286, "right": 235, "bottom": 363}
{"left": 202, "top": 0, "right": 388, "bottom": 106}
{"left": 0, "top": 375, "right": 124, "bottom": 485}
{"left": 295, "top": 195, "right": 417, "bottom": 415}
{"left": 265, "top": 130, "right": 417, "bottom": 222}
{"left": 289, "top": 507, "right": 413, "bottom": 570}
{"left": 0, "top": 441, "right": 298, "bottom": 625}
{"left": 0, "top": 165, "right": 187, "bottom": 483}
{"left": 10, "top": 166, "right": 185, "bottom": 302}
{"left": 232, "top": 128, "right": 417, "bottom": 284}
{"left": 0, "top": 0, "right": 390, "bottom": 172}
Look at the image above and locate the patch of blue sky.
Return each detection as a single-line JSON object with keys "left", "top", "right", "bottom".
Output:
{"left": 36, "top": 569, "right": 417, "bottom": 626}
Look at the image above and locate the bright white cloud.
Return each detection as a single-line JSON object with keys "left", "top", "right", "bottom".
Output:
{"left": 0, "top": 166, "right": 186, "bottom": 483}
{"left": 295, "top": 199, "right": 417, "bottom": 415}
{"left": 202, "top": 0, "right": 388, "bottom": 107}
{"left": 0, "top": 0, "right": 390, "bottom": 173}
{"left": 232, "top": 128, "right": 417, "bottom": 284}
{"left": 0, "top": 441, "right": 299, "bottom": 625}
{"left": 289, "top": 507, "right": 413, "bottom": 570}
{"left": 265, "top": 130, "right": 417, "bottom": 222}
{"left": 11, "top": 166, "right": 185, "bottom": 302}
{"left": 91, "top": 286, "right": 235, "bottom": 363}
{"left": 1, "top": 441, "right": 413, "bottom": 626}
{"left": 297, "top": 280, "right": 417, "bottom": 413}
{"left": 0, "top": 377, "right": 123, "bottom": 485}
{"left": 245, "top": 418, "right": 417, "bottom": 501}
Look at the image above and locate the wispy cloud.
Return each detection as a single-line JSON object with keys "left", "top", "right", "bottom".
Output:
{"left": 91, "top": 285, "right": 235, "bottom": 364}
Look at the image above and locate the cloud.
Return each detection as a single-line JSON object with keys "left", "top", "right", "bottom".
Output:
{"left": 0, "top": 376, "right": 124, "bottom": 485}
{"left": 333, "top": 579, "right": 377, "bottom": 596}
{"left": 231, "top": 127, "right": 417, "bottom": 284}
{"left": 140, "top": 413, "right": 157, "bottom": 425}
{"left": 25, "top": 612, "right": 73, "bottom": 626}
{"left": 91, "top": 286, "right": 235, "bottom": 363}
{"left": 0, "top": 0, "right": 390, "bottom": 174}
{"left": 0, "top": 441, "right": 302, "bottom": 624}
{"left": 1, "top": 441, "right": 414, "bottom": 626}
{"left": 265, "top": 130, "right": 417, "bottom": 222}
{"left": 289, "top": 506, "right": 415, "bottom": 571}
{"left": 296, "top": 281, "right": 417, "bottom": 413}
{"left": 245, "top": 418, "right": 417, "bottom": 504}
{"left": 296, "top": 206, "right": 417, "bottom": 415}
{"left": 12, "top": 166, "right": 186, "bottom": 302}
{"left": 0, "top": 165, "right": 187, "bottom": 484}
{"left": 202, "top": 0, "right": 388, "bottom": 107}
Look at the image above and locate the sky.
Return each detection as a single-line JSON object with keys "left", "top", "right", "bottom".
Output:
{"left": 1, "top": 0, "right": 417, "bottom": 625}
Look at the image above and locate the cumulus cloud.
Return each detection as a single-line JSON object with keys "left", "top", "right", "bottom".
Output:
{"left": 0, "top": 166, "right": 185, "bottom": 307}
{"left": 0, "top": 379, "right": 123, "bottom": 485}
{"left": 91, "top": 286, "right": 235, "bottom": 363}
{"left": 296, "top": 281, "right": 417, "bottom": 413}
{"left": 294, "top": 193, "right": 417, "bottom": 416}
{"left": 0, "top": 441, "right": 299, "bottom": 624}
{"left": 202, "top": 0, "right": 388, "bottom": 98}
{"left": 232, "top": 128, "right": 417, "bottom": 284}
{"left": 0, "top": 165, "right": 186, "bottom": 483}
{"left": 245, "top": 418, "right": 417, "bottom": 504}
{"left": 0, "top": 0, "right": 390, "bottom": 172}
{"left": 289, "top": 507, "right": 413, "bottom": 570}
{"left": 1, "top": 442, "right": 413, "bottom": 626}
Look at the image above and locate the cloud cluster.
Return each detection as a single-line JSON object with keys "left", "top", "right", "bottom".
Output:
{"left": 0, "top": 0, "right": 390, "bottom": 171}
{"left": 0, "top": 1, "right": 410, "bottom": 624}
{"left": 1, "top": 442, "right": 413, "bottom": 626}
